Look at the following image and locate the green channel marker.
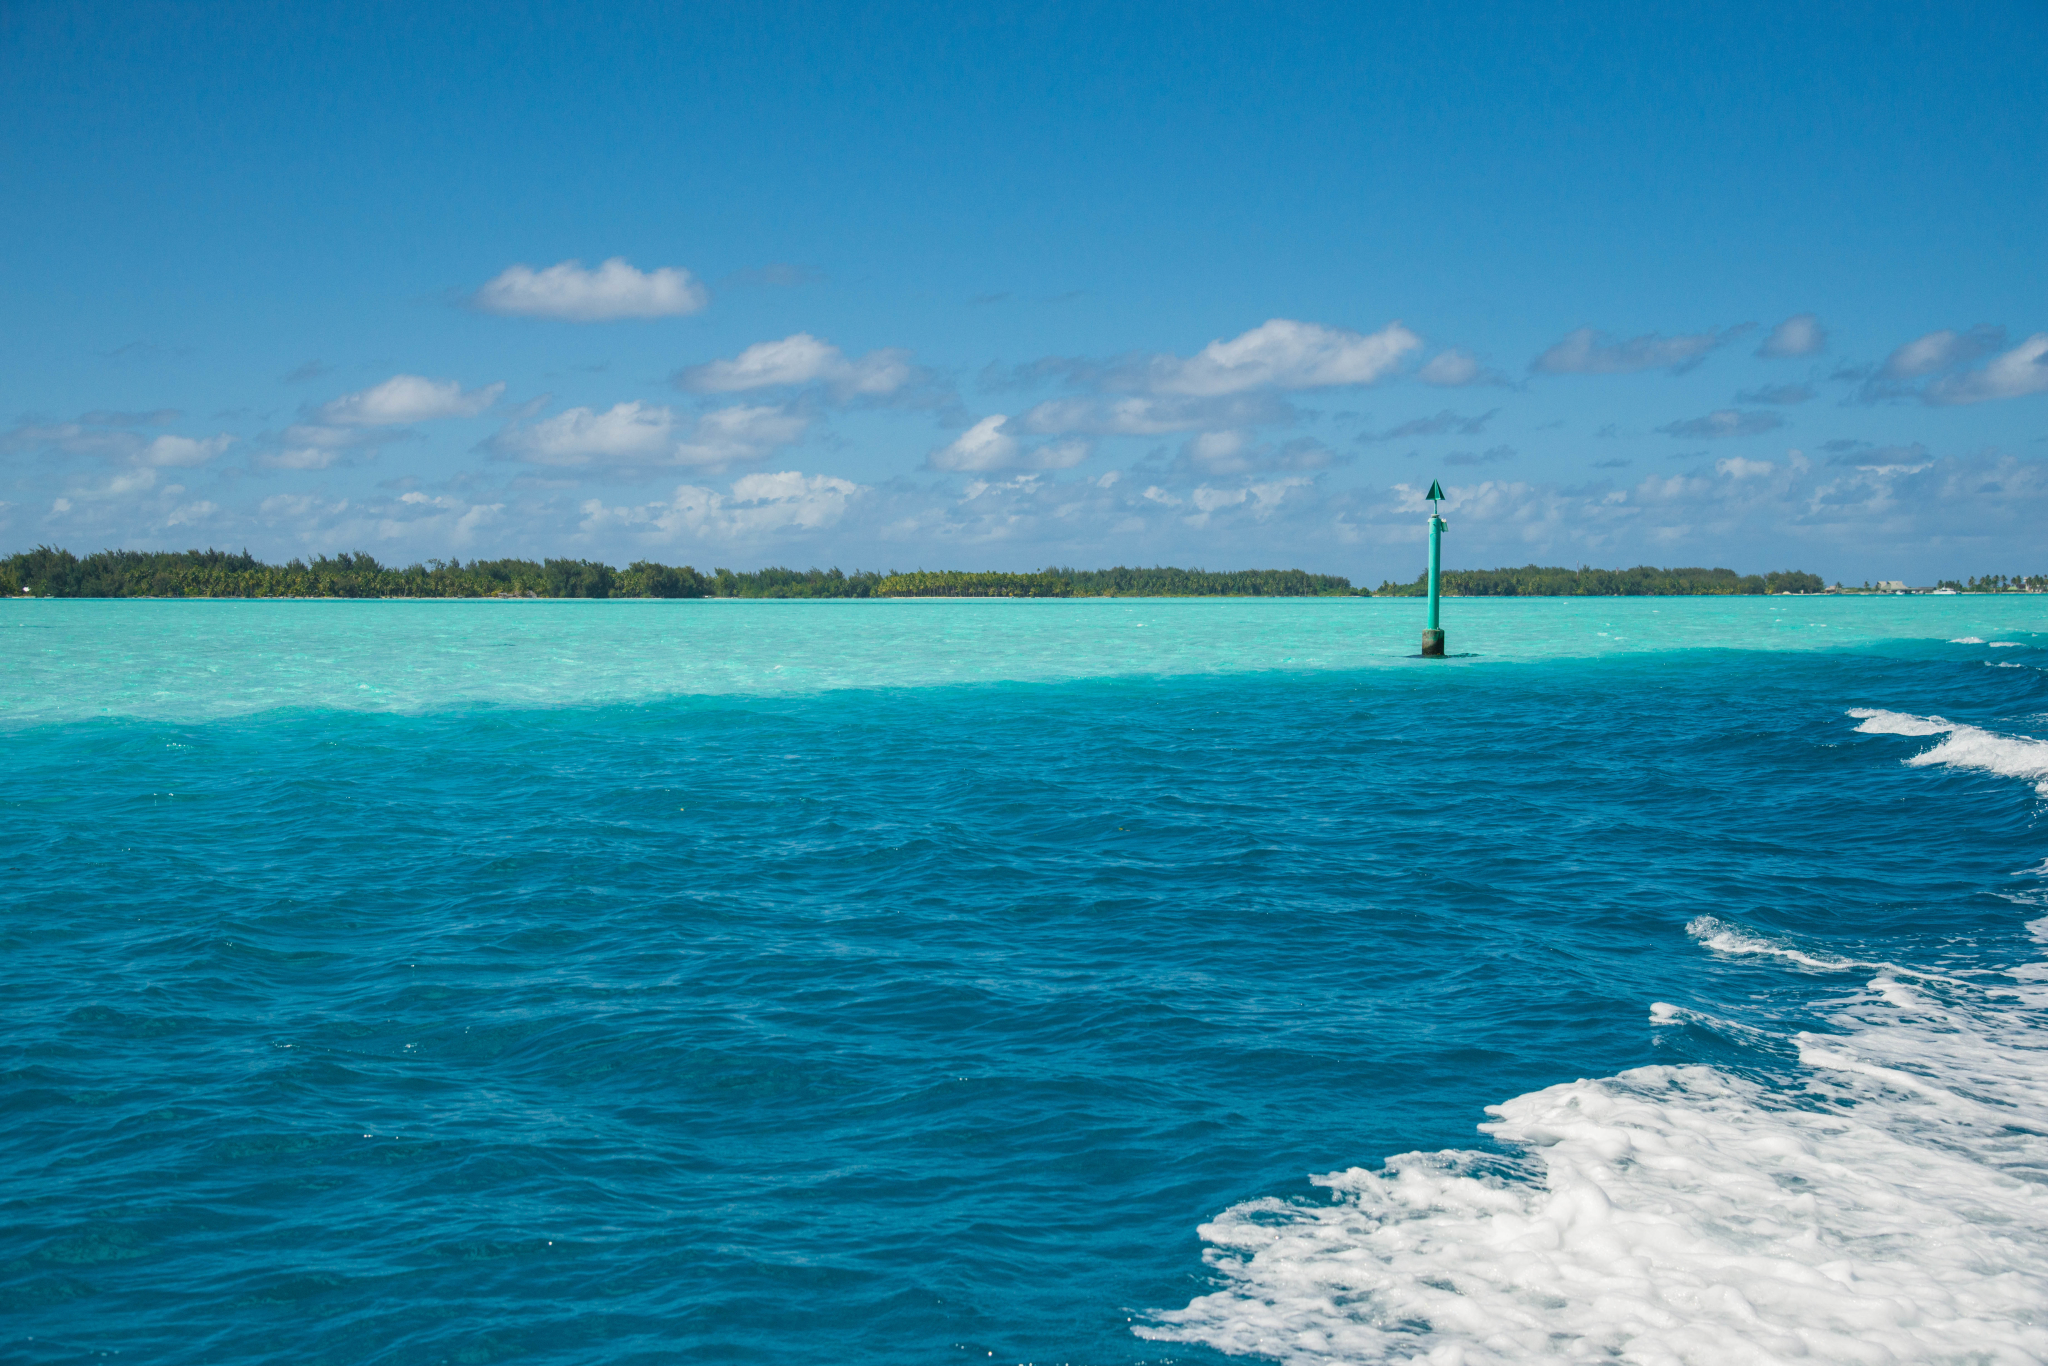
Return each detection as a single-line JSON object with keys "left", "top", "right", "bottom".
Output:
{"left": 1422, "top": 480, "right": 1447, "bottom": 656}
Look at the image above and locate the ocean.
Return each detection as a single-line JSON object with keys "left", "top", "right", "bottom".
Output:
{"left": 4, "top": 596, "right": 2045, "bottom": 1365}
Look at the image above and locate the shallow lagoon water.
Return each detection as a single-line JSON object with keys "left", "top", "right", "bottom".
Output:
{"left": 3, "top": 597, "right": 2046, "bottom": 1363}
{"left": 7, "top": 594, "right": 2045, "bottom": 726}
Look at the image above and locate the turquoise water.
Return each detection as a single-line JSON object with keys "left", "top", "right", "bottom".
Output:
{"left": 9, "top": 595, "right": 2045, "bottom": 726}
{"left": 4, "top": 597, "right": 2046, "bottom": 1363}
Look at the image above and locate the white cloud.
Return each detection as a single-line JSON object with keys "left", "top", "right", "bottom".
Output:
{"left": 1182, "top": 477, "right": 1310, "bottom": 526}
{"left": 927, "top": 416, "right": 1089, "bottom": 472}
{"left": 1184, "top": 430, "right": 1248, "bottom": 467}
{"left": 94, "top": 469, "right": 159, "bottom": 498}
{"left": 492, "top": 401, "right": 808, "bottom": 469}
{"left": 162, "top": 499, "right": 220, "bottom": 528}
{"left": 260, "top": 424, "right": 375, "bottom": 471}
{"left": 1855, "top": 325, "right": 2023, "bottom": 404}
{"left": 1924, "top": 333, "right": 2048, "bottom": 405}
{"left": 674, "top": 332, "right": 915, "bottom": 398}
{"left": 1019, "top": 397, "right": 1192, "bottom": 435}
{"left": 1127, "top": 475, "right": 1310, "bottom": 525}
{"left": 139, "top": 433, "right": 234, "bottom": 467}
{"left": 4, "top": 422, "right": 235, "bottom": 467}
{"left": 978, "top": 319, "right": 1412, "bottom": 453}
{"left": 724, "top": 471, "right": 861, "bottom": 528}
{"left": 579, "top": 471, "right": 865, "bottom": 541}
{"left": 1531, "top": 325, "right": 1745, "bottom": 375}
{"left": 1416, "top": 349, "right": 1508, "bottom": 387}
{"left": 1757, "top": 314, "right": 1827, "bottom": 357}
{"left": 259, "top": 492, "right": 342, "bottom": 521}
{"left": 677, "top": 333, "right": 839, "bottom": 390}
{"left": 473, "top": 257, "right": 708, "bottom": 321}
{"left": 1876, "top": 325, "right": 2007, "bottom": 382}
{"left": 1654, "top": 409, "right": 1785, "bottom": 439}
{"left": 264, "top": 432, "right": 348, "bottom": 471}
{"left": 2, "top": 424, "right": 130, "bottom": 459}
{"left": 928, "top": 415, "right": 1018, "bottom": 471}
{"left": 682, "top": 406, "right": 811, "bottom": 467}
{"left": 1417, "top": 350, "right": 1479, "bottom": 385}
{"left": 868, "top": 464, "right": 1353, "bottom": 555}
{"left": 1030, "top": 440, "right": 1091, "bottom": 470}
{"left": 1715, "top": 456, "right": 1777, "bottom": 479}
{"left": 33, "top": 465, "right": 223, "bottom": 541}
{"left": 254, "top": 490, "right": 506, "bottom": 552}
{"left": 1017, "top": 393, "right": 1292, "bottom": 436}
{"left": 1173, "top": 431, "right": 1340, "bottom": 477}
{"left": 1130, "top": 319, "right": 1421, "bottom": 396}
{"left": 1348, "top": 448, "right": 2048, "bottom": 582}
{"left": 503, "top": 402, "right": 683, "bottom": 464}
{"left": 389, "top": 492, "right": 506, "bottom": 544}
{"left": 318, "top": 375, "right": 503, "bottom": 425}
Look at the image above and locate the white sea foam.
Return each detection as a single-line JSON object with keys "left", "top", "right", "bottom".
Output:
{"left": 1143, "top": 924, "right": 2048, "bottom": 1365}
{"left": 1847, "top": 706, "right": 1955, "bottom": 737}
{"left": 1647, "top": 998, "right": 1780, "bottom": 1047}
{"left": 1682, "top": 915, "right": 1973, "bottom": 990}
{"left": 1952, "top": 636, "right": 1988, "bottom": 644}
{"left": 1684, "top": 912, "right": 1863, "bottom": 971}
{"left": 1145, "top": 811, "right": 2048, "bottom": 1362}
{"left": 1912, "top": 729, "right": 2048, "bottom": 795}
{"left": 1848, "top": 708, "right": 2048, "bottom": 796}
{"left": 1992, "top": 642, "right": 2025, "bottom": 648}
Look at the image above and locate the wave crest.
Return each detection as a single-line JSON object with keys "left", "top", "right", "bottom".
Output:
{"left": 1144, "top": 959, "right": 2048, "bottom": 1365}
{"left": 1849, "top": 708, "right": 2048, "bottom": 795}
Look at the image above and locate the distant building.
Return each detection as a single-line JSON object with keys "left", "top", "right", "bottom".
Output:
{"left": 1876, "top": 580, "right": 1907, "bottom": 592}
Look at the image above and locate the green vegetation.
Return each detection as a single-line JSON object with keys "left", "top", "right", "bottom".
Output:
{"left": 1935, "top": 574, "right": 2046, "bottom": 593}
{"left": 1, "top": 547, "right": 1352, "bottom": 599}
{"left": 0, "top": 547, "right": 890, "bottom": 599}
{"left": 873, "top": 570, "right": 1073, "bottom": 597}
{"left": 872, "top": 566, "right": 1355, "bottom": 597}
{"left": 2, "top": 547, "right": 620, "bottom": 599}
{"left": 656, "top": 566, "right": 889, "bottom": 598}
{"left": 0, "top": 548, "right": 1857, "bottom": 600}
{"left": 1373, "top": 565, "right": 1826, "bottom": 597}
{"left": 1055, "top": 566, "right": 1354, "bottom": 596}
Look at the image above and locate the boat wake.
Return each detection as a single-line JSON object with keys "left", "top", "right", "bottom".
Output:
{"left": 1141, "top": 714, "right": 2048, "bottom": 1364}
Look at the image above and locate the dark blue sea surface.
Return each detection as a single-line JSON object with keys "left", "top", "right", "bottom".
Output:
{"left": 4, "top": 606, "right": 2046, "bottom": 1364}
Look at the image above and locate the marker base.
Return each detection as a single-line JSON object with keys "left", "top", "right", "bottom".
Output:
{"left": 1421, "top": 629, "right": 1446, "bottom": 657}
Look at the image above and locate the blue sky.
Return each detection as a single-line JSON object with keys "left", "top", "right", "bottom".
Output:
{"left": 4, "top": 0, "right": 2043, "bottom": 583}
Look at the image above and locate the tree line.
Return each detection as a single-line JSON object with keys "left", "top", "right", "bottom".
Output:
{"left": 872, "top": 567, "right": 1357, "bottom": 597}
{"left": 4, "top": 547, "right": 1838, "bottom": 600}
{"left": 0, "top": 547, "right": 1356, "bottom": 599}
{"left": 1935, "top": 574, "right": 2046, "bottom": 593}
{"left": 1373, "top": 565, "right": 1827, "bottom": 596}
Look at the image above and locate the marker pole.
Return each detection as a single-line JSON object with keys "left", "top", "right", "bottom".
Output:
{"left": 1421, "top": 498, "right": 1446, "bottom": 656}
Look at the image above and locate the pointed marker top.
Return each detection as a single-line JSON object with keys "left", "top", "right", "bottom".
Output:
{"left": 1426, "top": 480, "right": 1444, "bottom": 503}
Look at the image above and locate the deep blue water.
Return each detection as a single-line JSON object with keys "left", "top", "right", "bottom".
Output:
{"left": 5, "top": 607, "right": 2047, "bottom": 1364}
